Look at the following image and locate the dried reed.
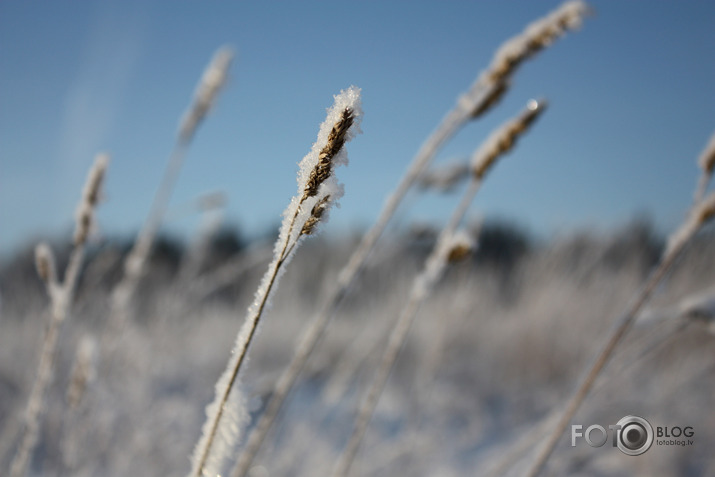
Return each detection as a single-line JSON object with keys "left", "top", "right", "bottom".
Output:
{"left": 10, "top": 154, "right": 108, "bottom": 477}
{"left": 488, "top": 289, "right": 708, "bottom": 476}
{"left": 57, "top": 334, "right": 97, "bottom": 476}
{"left": 107, "top": 47, "right": 233, "bottom": 331}
{"left": 526, "top": 188, "right": 715, "bottom": 477}
{"left": 190, "top": 87, "right": 362, "bottom": 477}
{"left": 179, "top": 47, "right": 234, "bottom": 144}
{"left": 231, "top": 4, "right": 589, "bottom": 473}
{"left": 332, "top": 99, "right": 546, "bottom": 477}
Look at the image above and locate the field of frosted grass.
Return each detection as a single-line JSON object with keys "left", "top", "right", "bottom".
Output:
{"left": 1, "top": 222, "right": 713, "bottom": 476}
{"left": 3, "top": 2, "right": 715, "bottom": 476}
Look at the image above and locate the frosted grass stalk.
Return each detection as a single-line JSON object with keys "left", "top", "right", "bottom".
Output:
{"left": 332, "top": 99, "right": 547, "bottom": 477}
{"left": 336, "top": 0, "right": 587, "bottom": 296}
{"left": 231, "top": 5, "right": 589, "bottom": 473}
{"left": 490, "top": 285, "right": 715, "bottom": 476}
{"left": 10, "top": 154, "right": 108, "bottom": 477}
{"left": 108, "top": 46, "right": 233, "bottom": 330}
{"left": 489, "top": 319, "right": 686, "bottom": 475}
{"left": 526, "top": 191, "right": 715, "bottom": 477}
{"left": 190, "top": 87, "right": 362, "bottom": 477}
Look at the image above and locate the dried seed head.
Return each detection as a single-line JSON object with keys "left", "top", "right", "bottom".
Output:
{"left": 84, "top": 153, "right": 109, "bottom": 207}
{"left": 74, "top": 154, "right": 109, "bottom": 246}
{"left": 470, "top": 80, "right": 510, "bottom": 119}
{"left": 446, "top": 229, "right": 477, "bottom": 263}
{"left": 471, "top": 99, "right": 547, "bottom": 179}
{"left": 35, "top": 243, "right": 57, "bottom": 285}
{"left": 303, "top": 108, "right": 354, "bottom": 199}
{"left": 179, "top": 46, "right": 234, "bottom": 143}
{"left": 447, "top": 243, "right": 472, "bottom": 263}
{"left": 301, "top": 195, "right": 331, "bottom": 236}
{"left": 486, "top": 1, "right": 590, "bottom": 85}
{"left": 698, "top": 133, "right": 715, "bottom": 175}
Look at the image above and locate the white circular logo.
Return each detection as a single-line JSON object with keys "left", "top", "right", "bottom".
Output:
{"left": 616, "top": 415, "right": 653, "bottom": 456}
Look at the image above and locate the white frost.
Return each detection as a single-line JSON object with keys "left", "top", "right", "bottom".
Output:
{"left": 189, "top": 86, "right": 361, "bottom": 477}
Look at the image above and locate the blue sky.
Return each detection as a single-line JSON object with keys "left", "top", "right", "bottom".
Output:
{"left": 1, "top": 1, "right": 714, "bottom": 255}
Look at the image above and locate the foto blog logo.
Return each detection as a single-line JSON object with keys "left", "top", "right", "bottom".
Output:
{"left": 571, "top": 415, "right": 654, "bottom": 456}
{"left": 571, "top": 415, "right": 695, "bottom": 455}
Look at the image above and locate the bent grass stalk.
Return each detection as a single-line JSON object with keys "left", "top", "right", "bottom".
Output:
{"left": 487, "top": 301, "right": 696, "bottom": 477}
{"left": 59, "top": 334, "right": 97, "bottom": 476}
{"left": 10, "top": 154, "right": 108, "bottom": 477}
{"left": 526, "top": 188, "right": 715, "bottom": 477}
{"left": 231, "top": 4, "right": 589, "bottom": 473}
{"left": 107, "top": 47, "right": 233, "bottom": 332}
{"left": 332, "top": 99, "right": 547, "bottom": 477}
{"left": 190, "top": 88, "right": 362, "bottom": 477}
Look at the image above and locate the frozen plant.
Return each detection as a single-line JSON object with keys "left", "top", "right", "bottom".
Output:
{"left": 190, "top": 86, "right": 362, "bottom": 477}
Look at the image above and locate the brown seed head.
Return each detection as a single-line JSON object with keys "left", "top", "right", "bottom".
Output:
{"left": 447, "top": 243, "right": 473, "bottom": 263}
{"left": 74, "top": 154, "right": 109, "bottom": 246}
{"left": 471, "top": 99, "right": 547, "bottom": 179}
{"left": 486, "top": 1, "right": 589, "bottom": 85}
{"left": 35, "top": 243, "right": 57, "bottom": 285}
{"left": 301, "top": 195, "right": 331, "bottom": 236}
{"left": 179, "top": 47, "right": 234, "bottom": 143}
{"left": 471, "top": 80, "right": 510, "bottom": 119}
{"left": 303, "top": 108, "right": 354, "bottom": 198}
{"left": 84, "top": 154, "right": 108, "bottom": 207}
{"left": 446, "top": 229, "right": 477, "bottom": 263}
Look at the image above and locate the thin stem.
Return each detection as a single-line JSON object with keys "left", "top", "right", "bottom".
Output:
{"left": 230, "top": 85, "right": 493, "bottom": 477}
{"left": 487, "top": 317, "right": 689, "bottom": 477}
{"left": 332, "top": 179, "right": 482, "bottom": 477}
{"left": 107, "top": 142, "right": 189, "bottom": 332}
{"left": 331, "top": 96, "right": 547, "bottom": 476}
{"left": 107, "top": 47, "right": 232, "bottom": 333}
{"left": 192, "top": 206, "right": 303, "bottom": 477}
{"left": 525, "top": 229, "right": 699, "bottom": 477}
{"left": 231, "top": 4, "right": 587, "bottom": 469}
{"left": 9, "top": 305, "right": 63, "bottom": 477}
{"left": 10, "top": 214, "right": 96, "bottom": 476}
